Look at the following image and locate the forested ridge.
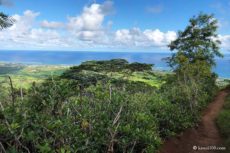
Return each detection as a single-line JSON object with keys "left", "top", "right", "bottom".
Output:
{"left": 0, "top": 12, "right": 229, "bottom": 153}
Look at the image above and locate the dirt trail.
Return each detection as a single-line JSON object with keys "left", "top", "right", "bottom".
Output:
{"left": 159, "top": 88, "right": 230, "bottom": 153}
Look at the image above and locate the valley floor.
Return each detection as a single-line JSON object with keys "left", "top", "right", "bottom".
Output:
{"left": 0, "top": 63, "right": 166, "bottom": 89}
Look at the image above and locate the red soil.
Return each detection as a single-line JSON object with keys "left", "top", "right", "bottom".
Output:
{"left": 159, "top": 88, "right": 230, "bottom": 153}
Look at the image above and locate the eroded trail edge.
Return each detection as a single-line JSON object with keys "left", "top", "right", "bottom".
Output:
{"left": 159, "top": 88, "right": 230, "bottom": 153}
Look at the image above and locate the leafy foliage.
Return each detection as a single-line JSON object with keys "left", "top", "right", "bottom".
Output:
{"left": 163, "top": 13, "right": 221, "bottom": 117}
{"left": 61, "top": 59, "right": 156, "bottom": 88}
{"left": 217, "top": 93, "right": 230, "bottom": 152}
{"left": 0, "top": 12, "right": 14, "bottom": 30}
{"left": 167, "top": 13, "right": 222, "bottom": 69}
{"left": 0, "top": 78, "right": 164, "bottom": 152}
{"left": 63, "top": 59, "right": 153, "bottom": 77}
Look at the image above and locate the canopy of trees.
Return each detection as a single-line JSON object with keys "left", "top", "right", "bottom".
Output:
{"left": 62, "top": 59, "right": 154, "bottom": 87}
{"left": 65, "top": 59, "right": 153, "bottom": 74}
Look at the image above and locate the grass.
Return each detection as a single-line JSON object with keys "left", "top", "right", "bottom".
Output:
{"left": 216, "top": 94, "right": 230, "bottom": 152}
{"left": 104, "top": 71, "right": 165, "bottom": 88}
{"left": 0, "top": 64, "right": 69, "bottom": 89}
{"left": 18, "top": 65, "right": 68, "bottom": 78}
{"left": 0, "top": 63, "right": 165, "bottom": 89}
{"left": 128, "top": 71, "right": 164, "bottom": 88}
{"left": 0, "top": 75, "right": 43, "bottom": 89}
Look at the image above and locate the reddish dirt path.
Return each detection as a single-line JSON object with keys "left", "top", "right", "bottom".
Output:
{"left": 159, "top": 88, "right": 230, "bottom": 153}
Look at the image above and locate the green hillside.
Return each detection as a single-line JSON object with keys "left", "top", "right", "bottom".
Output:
{"left": 0, "top": 60, "right": 166, "bottom": 89}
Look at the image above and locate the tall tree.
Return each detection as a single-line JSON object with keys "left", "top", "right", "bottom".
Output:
{"left": 167, "top": 13, "right": 222, "bottom": 71}
{"left": 165, "top": 13, "right": 222, "bottom": 112}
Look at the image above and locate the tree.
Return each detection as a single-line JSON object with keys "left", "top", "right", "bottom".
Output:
{"left": 165, "top": 13, "right": 222, "bottom": 112}
{"left": 0, "top": 12, "right": 13, "bottom": 30}
{"left": 126, "top": 62, "right": 153, "bottom": 72}
{"left": 167, "top": 13, "right": 222, "bottom": 69}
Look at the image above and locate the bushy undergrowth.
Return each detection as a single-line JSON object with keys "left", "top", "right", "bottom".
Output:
{"left": 0, "top": 59, "right": 219, "bottom": 153}
{"left": 0, "top": 79, "right": 160, "bottom": 152}
{"left": 217, "top": 94, "right": 230, "bottom": 151}
{"left": 0, "top": 75, "right": 203, "bottom": 153}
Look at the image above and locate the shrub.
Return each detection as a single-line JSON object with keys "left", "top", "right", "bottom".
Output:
{"left": 217, "top": 95, "right": 230, "bottom": 151}
{"left": 0, "top": 79, "right": 162, "bottom": 152}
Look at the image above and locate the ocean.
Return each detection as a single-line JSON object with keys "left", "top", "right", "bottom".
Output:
{"left": 0, "top": 50, "right": 229, "bottom": 78}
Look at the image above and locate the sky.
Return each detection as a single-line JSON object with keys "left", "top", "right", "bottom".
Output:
{"left": 0, "top": 0, "right": 230, "bottom": 52}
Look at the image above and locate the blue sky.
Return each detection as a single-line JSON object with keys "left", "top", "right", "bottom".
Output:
{"left": 0, "top": 0, "right": 230, "bottom": 52}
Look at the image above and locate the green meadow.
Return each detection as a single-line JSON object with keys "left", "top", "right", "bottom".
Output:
{"left": 0, "top": 62, "right": 166, "bottom": 89}
{"left": 0, "top": 64, "right": 68, "bottom": 88}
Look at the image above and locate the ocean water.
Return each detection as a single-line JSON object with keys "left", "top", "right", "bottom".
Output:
{"left": 0, "top": 50, "right": 229, "bottom": 78}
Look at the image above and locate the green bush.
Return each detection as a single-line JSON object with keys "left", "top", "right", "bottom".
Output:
{"left": 217, "top": 110, "right": 230, "bottom": 136}
{"left": 217, "top": 95, "right": 230, "bottom": 151}
{"left": 0, "top": 80, "right": 163, "bottom": 152}
{"left": 152, "top": 102, "right": 195, "bottom": 137}
{"left": 0, "top": 58, "right": 219, "bottom": 152}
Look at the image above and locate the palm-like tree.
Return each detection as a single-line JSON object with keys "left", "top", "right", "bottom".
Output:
{"left": 0, "top": 12, "right": 13, "bottom": 30}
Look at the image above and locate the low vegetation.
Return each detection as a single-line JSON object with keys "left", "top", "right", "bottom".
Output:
{"left": 0, "top": 64, "right": 68, "bottom": 88}
{"left": 0, "top": 58, "right": 219, "bottom": 152}
{"left": 0, "top": 13, "right": 228, "bottom": 153}
{"left": 216, "top": 91, "right": 230, "bottom": 152}
{"left": 0, "top": 60, "right": 166, "bottom": 152}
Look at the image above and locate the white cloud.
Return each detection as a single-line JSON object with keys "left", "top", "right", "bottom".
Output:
{"left": 0, "top": 3, "right": 177, "bottom": 50}
{"left": 66, "top": 1, "right": 114, "bottom": 42}
{"left": 41, "top": 20, "right": 64, "bottom": 29}
{"left": 0, "top": 2, "right": 229, "bottom": 51}
{"left": 0, "top": 10, "right": 69, "bottom": 49}
{"left": 144, "top": 29, "right": 165, "bottom": 46}
{"left": 67, "top": 4, "right": 103, "bottom": 31}
{"left": 115, "top": 28, "right": 146, "bottom": 47}
{"left": 218, "top": 35, "right": 230, "bottom": 50}
{"left": 0, "top": 10, "right": 40, "bottom": 42}
{"left": 114, "top": 28, "right": 177, "bottom": 49}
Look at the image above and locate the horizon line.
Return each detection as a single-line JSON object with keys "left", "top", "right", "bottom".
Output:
{"left": 0, "top": 49, "right": 229, "bottom": 54}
